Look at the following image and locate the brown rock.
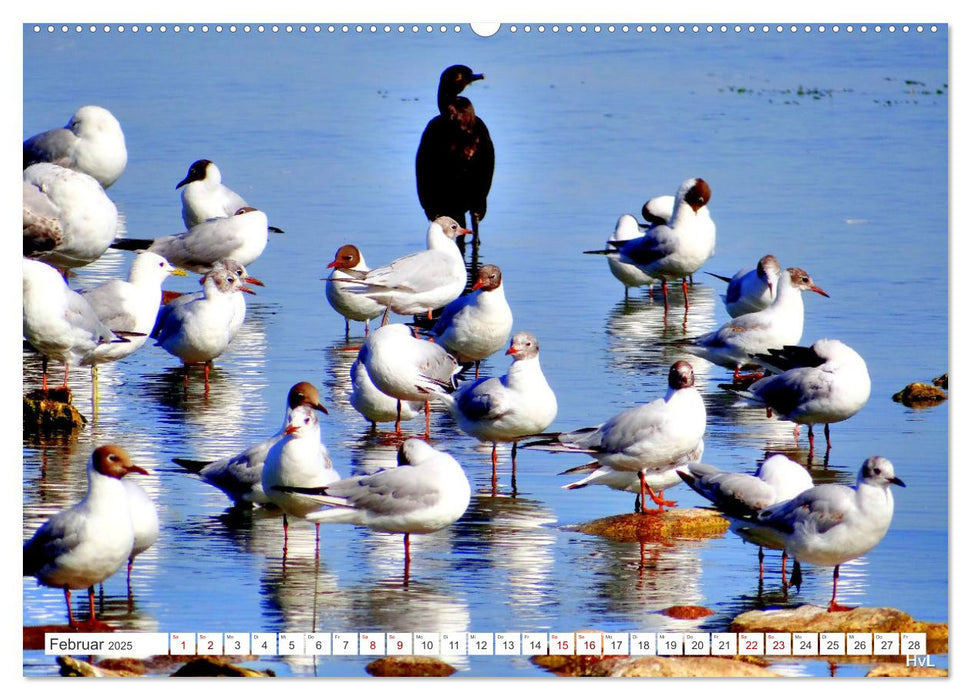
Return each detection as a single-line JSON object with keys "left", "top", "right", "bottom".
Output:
{"left": 365, "top": 656, "right": 456, "bottom": 677}
{"left": 568, "top": 508, "right": 729, "bottom": 543}
{"left": 532, "top": 654, "right": 777, "bottom": 677}
{"left": 867, "top": 663, "right": 947, "bottom": 677}
{"left": 23, "top": 388, "right": 86, "bottom": 433}
{"left": 932, "top": 373, "right": 948, "bottom": 389}
{"left": 171, "top": 657, "right": 275, "bottom": 677}
{"left": 660, "top": 605, "right": 714, "bottom": 619}
{"left": 731, "top": 605, "right": 948, "bottom": 655}
{"left": 57, "top": 656, "right": 138, "bottom": 677}
{"left": 892, "top": 382, "right": 946, "bottom": 407}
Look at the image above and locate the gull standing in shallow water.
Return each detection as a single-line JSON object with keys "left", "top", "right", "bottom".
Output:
{"left": 523, "top": 361, "right": 706, "bottom": 512}
{"left": 22, "top": 258, "right": 126, "bottom": 393}
{"left": 24, "top": 105, "right": 128, "bottom": 188}
{"left": 122, "top": 475, "right": 159, "bottom": 600}
{"left": 705, "top": 254, "right": 783, "bottom": 318}
{"left": 349, "top": 344, "right": 422, "bottom": 430}
{"left": 585, "top": 214, "right": 657, "bottom": 299}
{"left": 262, "top": 403, "right": 342, "bottom": 557}
{"left": 732, "top": 339, "right": 872, "bottom": 461}
{"left": 682, "top": 267, "right": 829, "bottom": 382}
{"left": 174, "top": 382, "right": 331, "bottom": 508}
{"left": 358, "top": 323, "right": 460, "bottom": 435}
{"left": 275, "top": 439, "right": 471, "bottom": 577}
{"left": 324, "top": 244, "right": 386, "bottom": 337}
{"left": 23, "top": 445, "right": 148, "bottom": 628}
{"left": 154, "top": 266, "right": 256, "bottom": 390}
{"left": 604, "top": 178, "right": 716, "bottom": 311}
{"left": 678, "top": 455, "right": 813, "bottom": 586}
{"left": 424, "top": 263, "right": 513, "bottom": 377}
{"left": 341, "top": 216, "right": 470, "bottom": 323}
{"left": 755, "top": 456, "right": 904, "bottom": 611}
{"left": 423, "top": 331, "right": 557, "bottom": 493}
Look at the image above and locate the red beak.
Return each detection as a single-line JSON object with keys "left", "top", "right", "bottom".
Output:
{"left": 126, "top": 465, "right": 150, "bottom": 476}
{"left": 810, "top": 285, "right": 830, "bottom": 298}
{"left": 240, "top": 286, "right": 257, "bottom": 295}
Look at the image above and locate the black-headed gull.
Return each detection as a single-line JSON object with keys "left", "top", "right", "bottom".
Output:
{"left": 324, "top": 244, "right": 386, "bottom": 336}
{"left": 524, "top": 361, "right": 706, "bottom": 512}
{"left": 23, "top": 163, "right": 122, "bottom": 271}
{"left": 22, "top": 258, "right": 125, "bottom": 392}
{"left": 176, "top": 159, "right": 248, "bottom": 228}
{"left": 424, "top": 331, "right": 557, "bottom": 493}
{"left": 262, "top": 403, "right": 342, "bottom": 556}
{"left": 561, "top": 439, "right": 704, "bottom": 513}
{"left": 683, "top": 267, "right": 829, "bottom": 381}
{"left": 734, "top": 339, "right": 872, "bottom": 460}
{"left": 122, "top": 475, "right": 159, "bottom": 598}
{"left": 706, "top": 254, "right": 783, "bottom": 318}
{"left": 154, "top": 266, "right": 256, "bottom": 389}
{"left": 678, "top": 454, "right": 813, "bottom": 585}
{"left": 349, "top": 344, "right": 422, "bottom": 429}
{"left": 24, "top": 105, "right": 128, "bottom": 188}
{"left": 23, "top": 445, "right": 148, "bottom": 628}
{"left": 359, "top": 323, "right": 460, "bottom": 435}
{"left": 607, "top": 178, "right": 716, "bottom": 311}
{"left": 278, "top": 438, "right": 471, "bottom": 572}
{"left": 756, "top": 456, "right": 904, "bottom": 611}
{"left": 416, "top": 65, "right": 495, "bottom": 239}
{"left": 174, "top": 382, "right": 330, "bottom": 508}
{"left": 111, "top": 206, "right": 271, "bottom": 273}
{"left": 342, "top": 216, "right": 470, "bottom": 322}
{"left": 425, "top": 263, "right": 513, "bottom": 377}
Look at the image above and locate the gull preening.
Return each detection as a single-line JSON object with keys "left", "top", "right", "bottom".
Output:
{"left": 756, "top": 456, "right": 904, "bottom": 611}
{"left": 678, "top": 454, "right": 813, "bottom": 585}
{"left": 23, "top": 163, "right": 122, "bottom": 271}
{"left": 605, "top": 178, "right": 716, "bottom": 311}
{"left": 349, "top": 344, "right": 422, "bottom": 429}
{"left": 424, "top": 331, "right": 557, "bottom": 493}
{"left": 706, "top": 254, "right": 783, "bottom": 318}
{"left": 24, "top": 105, "right": 128, "bottom": 188}
{"left": 524, "top": 361, "right": 706, "bottom": 512}
{"left": 590, "top": 214, "right": 657, "bottom": 299}
{"left": 23, "top": 445, "right": 148, "bottom": 628}
{"left": 174, "top": 382, "right": 331, "bottom": 508}
{"left": 176, "top": 159, "right": 249, "bottom": 228}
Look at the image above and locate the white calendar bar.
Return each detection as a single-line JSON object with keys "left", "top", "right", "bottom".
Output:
{"left": 42, "top": 631, "right": 914, "bottom": 657}
{"left": 44, "top": 633, "right": 169, "bottom": 658}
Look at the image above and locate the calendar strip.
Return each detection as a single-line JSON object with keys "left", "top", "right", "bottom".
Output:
{"left": 43, "top": 632, "right": 927, "bottom": 657}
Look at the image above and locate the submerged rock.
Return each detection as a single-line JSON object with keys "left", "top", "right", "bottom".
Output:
{"left": 171, "top": 657, "right": 275, "bottom": 677}
{"left": 23, "top": 387, "right": 86, "bottom": 433}
{"left": 866, "top": 663, "right": 947, "bottom": 677}
{"left": 892, "top": 382, "right": 946, "bottom": 407}
{"left": 660, "top": 605, "right": 714, "bottom": 620}
{"left": 932, "top": 373, "right": 948, "bottom": 389}
{"left": 532, "top": 653, "right": 777, "bottom": 677}
{"left": 365, "top": 656, "right": 457, "bottom": 677}
{"left": 731, "top": 605, "right": 948, "bottom": 655}
{"left": 58, "top": 656, "right": 138, "bottom": 677}
{"left": 568, "top": 508, "right": 728, "bottom": 542}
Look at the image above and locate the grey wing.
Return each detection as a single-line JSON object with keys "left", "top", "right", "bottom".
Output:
{"left": 335, "top": 466, "right": 442, "bottom": 516}
{"left": 755, "top": 344, "right": 827, "bottom": 373}
{"left": 418, "top": 344, "right": 459, "bottom": 385}
{"left": 23, "top": 515, "right": 78, "bottom": 576}
{"left": 682, "top": 466, "right": 776, "bottom": 517}
{"left": 724, "top": 275, "right": 744, "bottom": 304}
{"left": 758, "top": 484, "right": 850, "bottom": 535}
{"left": 82, "top": 282, "right": 137, "bottom": 331}
{"left": 430, "top": 294, "right": 471, "bottom": 336}
{"left": 751, "top": 369, "right": 824, "bottom": 416}
{"left": 616, "top": 228, "right": 674, "bottom": 266}
{"left": 455, "top": 377, "right": 507, "bottom": 421}
{"left": 65, "top": 290, "right": 115, "bottom": 343}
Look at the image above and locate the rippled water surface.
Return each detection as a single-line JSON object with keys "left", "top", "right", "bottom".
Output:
{"left": 20, "top": 25, "right": 947, "bottom": 678}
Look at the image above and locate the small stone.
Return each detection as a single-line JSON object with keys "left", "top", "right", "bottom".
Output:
{"left": 866, "top": 663, "right": 947, "bottom": 677}
{"left": 568, "top": 508, "right": 729, "bottom": 543}
{"left": 660, "top": 605, "right": 714, "bottom": 619}
{"left": 933, "top": 373, "right": 948, "bottom": 389}
{"left": 23, "top": 388, "right": 86, "bottom": 433}
{"left": 892, "top": 382, "right": 946, "bottom": 407}
{"left": 365, "top": 656, "right": 456, "bottom": 677}
{"left": 57, "top": 656, "right": 136, "bottom": 677}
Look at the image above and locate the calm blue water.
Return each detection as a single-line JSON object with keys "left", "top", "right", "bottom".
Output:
{"left": 20, "top": 24, "right": 947, "bottom": 678}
